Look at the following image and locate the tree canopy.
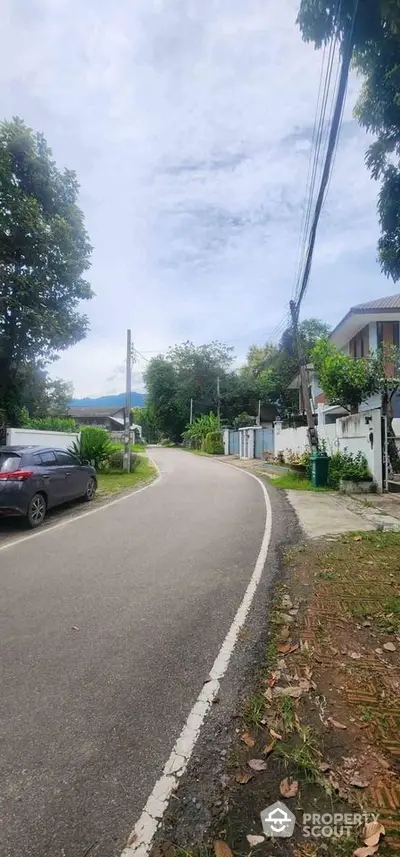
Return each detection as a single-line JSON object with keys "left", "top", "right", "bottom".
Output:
{"left": 144, "top": 320, "right": 329, "bottom": 441}
{"left": 0, "top": 117, "right": 92, "bottom": 426}
{"left": 312, "top": 338, "right": 377, "bottom": 411}
{"left": 297, "top": 0, "right": 400, "bottom": 281}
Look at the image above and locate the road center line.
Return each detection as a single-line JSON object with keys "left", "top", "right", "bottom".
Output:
{"left": 121, "top": 467, "right": 272, "bottom": 857}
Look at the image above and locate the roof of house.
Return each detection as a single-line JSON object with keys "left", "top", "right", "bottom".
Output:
{"left": 351, "top": 294, "right": 400, "bottom": 311}
{"left": 67, "top": 406, "right": 124, "bottom": 418}
{"left": 329, "top": 292, "right": 400, "bottom": 348}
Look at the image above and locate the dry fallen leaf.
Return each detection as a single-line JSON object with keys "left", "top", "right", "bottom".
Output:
{"left": 350, "top": 652, "right": 362, "bottom": 660}
{"left": 277, "top": 643, "right": 292, "bottom": 654}
{"left": 241, "top": 732, "right": 255, "bottom": 748}
{"left": 353, "top": 535, "right": 362, "bottom": 542}
{"left": 270, "top": 728, "right": 282, "bottom": 741}
{"left": 280, "top": 777, "right": 299, "bottom": 798}
{"left": 264, "top": 687, "right": 273, "bottom": 703}
{"left": 364, "top": 822, "right": 385, "bottom": 847}
{"left": 278, "top": 642, "right": 300, "bottom": 655}
{"left": 383, "top": 642, "right": 396, "bottom": 652}
{"left": 248, "top": 758, "right": 267, "bottom": 772}
{"left": 287, "top": 642, "right": 300, "bottom": 654}
{"left": 214, "top": 841, "right": 233, "bottom": 857}
{"left": 353, "top": 847, "right": 378, "bottom": 857}
{"left": 319, "top": 761, "right": 330, "bottom": 773}
{"left": 350, "top": 774, "right": 370, "bottom": 788}
{"left": 274, "top": 685, "right": 303, "bottom": 699}
{"left": 262, "top": 741, "right": 275, "bottom": 756}
{"left": 235, "top": 772, "right": 254, "bottom": 785}
{"left": 328, "top": 716, "right": 347, "bottom": 729}
{"left": 246, "top": 835, "right": 265, "bottom": 847}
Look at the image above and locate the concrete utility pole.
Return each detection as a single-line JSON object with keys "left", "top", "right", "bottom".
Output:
{"left": 190, "top": 398, "right": 193, "bottom": 425}
{"left": 257, "top": 399, "right": 261, "bottom": 426}
{"left": 289, "top": 301, "right": 318, "bottom": 450}
{"left": 124, "top": 328, "right": 132, "bottom": 472}
{"left": 217, "top": 376, "right": 221, "bottom": 426}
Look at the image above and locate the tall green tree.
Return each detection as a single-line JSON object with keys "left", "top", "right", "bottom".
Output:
{"left": 131, "top": 405, "right": 160, "bottom": 443}
{"left": 167, "top": 340, "right": 234, "bottom": 418}
{"left": 144, "top": 356, "right": 184, "bottom": 442}
{"left": 297, "top": 0, "right": 400, "bottom": 280}
{"left": 0, "top": 117, "right": 92, "bottom": 427}
{"left": 241, "top": 318, "right": 330, "bottom": 417}
{"left": 46, "top": 378, "right": 74, "bottom": 414}
{"left": 144, "top": 342, "right": 234, "bottom": 440}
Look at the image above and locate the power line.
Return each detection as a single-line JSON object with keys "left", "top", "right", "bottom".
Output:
{"left": 294, "top": 0, "right": 360, "bottom": 318}
{"left": 293, "top": 0, "right": 342, "bottom": 306}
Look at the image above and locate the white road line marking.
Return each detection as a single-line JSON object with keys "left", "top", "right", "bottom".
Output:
{"left": 121, "top": 468, "right": 272, "bottom": 857}
{"left": 0, "top": 455, "right": 161, "bottom": 554}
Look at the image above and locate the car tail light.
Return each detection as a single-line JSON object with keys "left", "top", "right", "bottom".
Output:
{"left": 0, "top": 470, "right": 34, "bottom": 482}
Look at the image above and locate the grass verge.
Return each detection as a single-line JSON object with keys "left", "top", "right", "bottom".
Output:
{"left": 269, "top": 471, "right": 331, "bottom": 491}
{"left": 153, "top": 531, "right": 400, "bottom": 857}
{"left": 113, "top": 441, "right": 147, "bottom": 453}
{"left": 96, "top": 456, "right": 157, "bottom": 498}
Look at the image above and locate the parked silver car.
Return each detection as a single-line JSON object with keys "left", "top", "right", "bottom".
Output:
{"left": 0, "top": 446, "right": 97, "bottom": 528}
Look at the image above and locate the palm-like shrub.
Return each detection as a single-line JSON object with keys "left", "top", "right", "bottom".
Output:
{"left": 69, "top": 427, "right": 114, "bottom": 471}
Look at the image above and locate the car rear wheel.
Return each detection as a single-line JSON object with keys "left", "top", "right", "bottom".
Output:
{"left": 84, "top": 476, "right": 96, "bottom": 502}
{"left": 27, "top": 493, "right": 47, "bottom": 528}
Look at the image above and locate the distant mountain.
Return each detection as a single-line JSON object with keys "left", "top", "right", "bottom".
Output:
{"left": 69, "top": 392, "right": 145, "bottom": 408}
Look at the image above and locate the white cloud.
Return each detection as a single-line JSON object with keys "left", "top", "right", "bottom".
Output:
{"left": 0, "top": 0, "right": 388, "bottom": 395}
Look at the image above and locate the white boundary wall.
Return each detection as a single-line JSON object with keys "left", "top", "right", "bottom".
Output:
{"left": 274, "top": 409, "right": 383, "bottom": 490}
{"left": 6, "top": 428, "right": 80, "bottom": 450}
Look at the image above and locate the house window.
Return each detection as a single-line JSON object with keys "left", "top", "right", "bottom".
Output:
{"left": 349, "top": 325, "right": 369, "bottom": 359}
{"left": 377, "top": 321, "right": 399, "bottom": 348}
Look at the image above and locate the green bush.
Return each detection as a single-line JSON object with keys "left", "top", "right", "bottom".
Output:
{"left": 203, "top": 430, "right": 224, "bottom": 455}
{"left": 108, "top": 449, "right": 141, "bottom": 472}
{"left": 22, "top": 416, "right": 78, "bottom": 432}
{"left": 328, "top": 449, "right": 371, "bottom": 488}
{"left": 69, "top": 427, "right": 114, "bottom": 471}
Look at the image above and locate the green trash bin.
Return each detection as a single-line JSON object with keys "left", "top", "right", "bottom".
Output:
{"left": 311, "top": 450, "right": 329, "bottom": 488}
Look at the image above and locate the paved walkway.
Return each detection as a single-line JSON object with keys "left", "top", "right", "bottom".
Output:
{"left": 285, "top": 490, "right": 375, "bottom": 538}
{"left": 218, "top": 455, "right": 400, "bottom": 537}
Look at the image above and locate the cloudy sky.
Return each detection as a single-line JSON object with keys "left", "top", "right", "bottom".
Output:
{"left": 1, "top": 0, "right": 389, "bottom": 396}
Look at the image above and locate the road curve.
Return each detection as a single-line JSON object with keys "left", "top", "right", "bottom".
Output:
{"left": 1, "top": 449, "right": 268, "bottom": 857}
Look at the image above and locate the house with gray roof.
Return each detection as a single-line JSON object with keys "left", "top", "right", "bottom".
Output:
{"left": 289, "top": 293, "right": 400, "bottom": 422}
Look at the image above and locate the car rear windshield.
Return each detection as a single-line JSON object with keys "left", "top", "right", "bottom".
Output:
{"left": 0, "top": 453, "right": 21, "bottom": 473}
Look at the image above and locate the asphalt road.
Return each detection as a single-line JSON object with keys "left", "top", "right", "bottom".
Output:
{"left": 1, "top": 449, "right": 268, "bottom": 857}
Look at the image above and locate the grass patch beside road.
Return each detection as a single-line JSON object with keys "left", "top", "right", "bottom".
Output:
{"left": 221, "top": 531, "right": 400, "bottom": 854}
{"left": 113, "top": 441, "right": 147, "bottom": 453}
{"left": 269, "top": 471, "right": 331, "bottom": 491}
{"left": 96, "top": 456, "right": 157, "bottom": 498}
{"left": 154, "top": 531, "right": 400, "bottom": 857}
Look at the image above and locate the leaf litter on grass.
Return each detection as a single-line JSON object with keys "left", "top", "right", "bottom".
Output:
{"left": 159, "top": 533, "right": 400, "bottom": 857}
